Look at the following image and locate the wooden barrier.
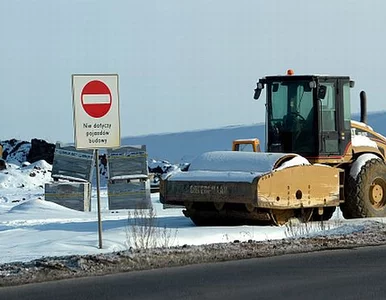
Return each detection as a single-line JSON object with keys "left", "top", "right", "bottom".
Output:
{"left": 107, "top": 145, "right": 151, "bottom": 209}
{"left": 44, "top": 182, "right": 91, "bottom": 211}
{"left": 51, "top": 143, "right": 95, "bottom": 182}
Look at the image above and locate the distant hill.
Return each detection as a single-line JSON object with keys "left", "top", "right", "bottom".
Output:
{"left": 352, "top": 111, "right": 386, "bottom": 131}
{"left": 122, "top": 124, "right": 265, "bottom": 164}
{"left": 122, "top": 111, "right": 386, "bottom": 164}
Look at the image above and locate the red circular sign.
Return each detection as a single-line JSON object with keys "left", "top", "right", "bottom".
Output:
{"left": 81, "top": 80, "right": 112, "bottom": 118}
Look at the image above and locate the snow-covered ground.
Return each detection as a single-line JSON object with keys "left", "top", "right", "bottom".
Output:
{"left": 1, "top": 153, "right": 386, "bottom": 266}
{"left": 1, "top": 113, "right": 386, "bottom": 267}
{"left": 0, "top": 160, "right": 290, "bottom": 264}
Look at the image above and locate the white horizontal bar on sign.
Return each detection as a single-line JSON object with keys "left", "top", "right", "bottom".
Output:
{"left": 82, "top": 94, "right": 110, "bottom": 104}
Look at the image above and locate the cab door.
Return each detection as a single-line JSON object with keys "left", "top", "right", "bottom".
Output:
{"left": 336, "top": 80, "right": 352, "bottom": 155}
{"left": 319, "top": 80, "right": 341, "bottom": 156}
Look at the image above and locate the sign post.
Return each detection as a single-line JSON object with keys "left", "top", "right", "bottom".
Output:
{"left": 95, "top": 149, "right": 103, "bottom": 249}
{"left": 72, "top": 74, "right": 120, "bottom": 249}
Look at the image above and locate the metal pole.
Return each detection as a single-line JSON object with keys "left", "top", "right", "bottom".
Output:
{"left": 95, "top": 149, "right": 103, "bottom": 249}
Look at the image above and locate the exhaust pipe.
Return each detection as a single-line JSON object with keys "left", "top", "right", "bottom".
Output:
{"left": 360, "top": 91, "right": 367, "bottom": 124}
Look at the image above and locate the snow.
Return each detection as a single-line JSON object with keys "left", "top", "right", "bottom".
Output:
{"left": 50, "top": 174, "right": 89, "bottom": 183}
{"left": 274, "top": 155, "right": 310, "bottom": 171}
{"left": 166, "top": 170, "right": 261, "bottom": 183}
{"left": 233, "top": 138, "right": 258, "bottom": 142}
{"left": 349, "top": 153, "right": 380, "bottom": 179}
{"left": 168, "top": 152, "right": 310, "bottom": 183}
{"left": 0, "top": 155, "right": 384, "bottom": 266}
{"left": 1, "top": 140, "right": 31, "bottom": 165}
{"left": 2, "top": 116, "right": 386, "bottom": 266}
{"left": 0, "top": 187, "right": 287, "bottom": 263}
{"left": 110, "top": 174, "right": 149, "bottom": 180}
{"left": 352, "top": 134, "right": 378, "bottom": 148}
{"left": 189, "top": 151, "right": 297, "bottom": 172}
{"left": 0, "top": 161, "right": 51, "bottom": 191}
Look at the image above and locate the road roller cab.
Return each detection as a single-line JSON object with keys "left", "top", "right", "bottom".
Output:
{"left": 254, "top": 71, "right": 356, "bottom": 164}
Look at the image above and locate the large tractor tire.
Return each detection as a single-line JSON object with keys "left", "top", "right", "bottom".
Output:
{"left": 342, "top": 158, "right": 386, "bottom": 218}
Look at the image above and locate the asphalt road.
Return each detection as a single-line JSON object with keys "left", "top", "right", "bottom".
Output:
{"left": 2, "top": 245, "right": 386, "bottom": 300}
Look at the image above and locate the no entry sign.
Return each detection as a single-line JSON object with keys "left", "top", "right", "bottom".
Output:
{"left": 72, "top": 74, "right": 120, "bottom": 149}
{"left": 81, "top": 80, "right": 112, "bottom": 118}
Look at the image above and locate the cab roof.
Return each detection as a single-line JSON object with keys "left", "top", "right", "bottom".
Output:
{"left": 262, "top": 74, "right": 351, "bottom": 81}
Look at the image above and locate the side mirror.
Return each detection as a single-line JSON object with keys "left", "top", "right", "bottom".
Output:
{"left": 253, "top": 82, "right": 264, "bottom": 100}
{"left": 254, "top": 88, "right": 262, "bottom": 100}
{"left": 304, "top": 81, "right": 315, "bottom": 92}
{"left": 350, "top": 80, "right": 355, "bottom": 88}
{"left": 318, "top": 85, "right": 327, "bottom": 99}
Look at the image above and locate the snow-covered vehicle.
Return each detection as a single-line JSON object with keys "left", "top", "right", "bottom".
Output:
{"left": 160, "top": 70, "right": 386, "bottom": 225}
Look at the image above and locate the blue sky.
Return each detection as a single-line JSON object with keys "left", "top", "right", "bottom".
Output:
{"left": 1, "top": 0, "right": 386, "bottom": 143}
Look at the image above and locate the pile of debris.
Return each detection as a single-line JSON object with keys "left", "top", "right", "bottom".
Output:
{"left": 0, "top": 139, "right": 180, "bottom": 185}
{"left": 0, "top": 138, "right": 55, "bottom": 166}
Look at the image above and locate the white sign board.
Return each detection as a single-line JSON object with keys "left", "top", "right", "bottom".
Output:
{"left": 72, "top": 74, "right": 121, "bottom": 149}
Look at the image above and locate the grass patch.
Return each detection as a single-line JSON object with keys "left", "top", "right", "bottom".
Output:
{"left": 125, "top": 207, "right": 178, "bottom": 250}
